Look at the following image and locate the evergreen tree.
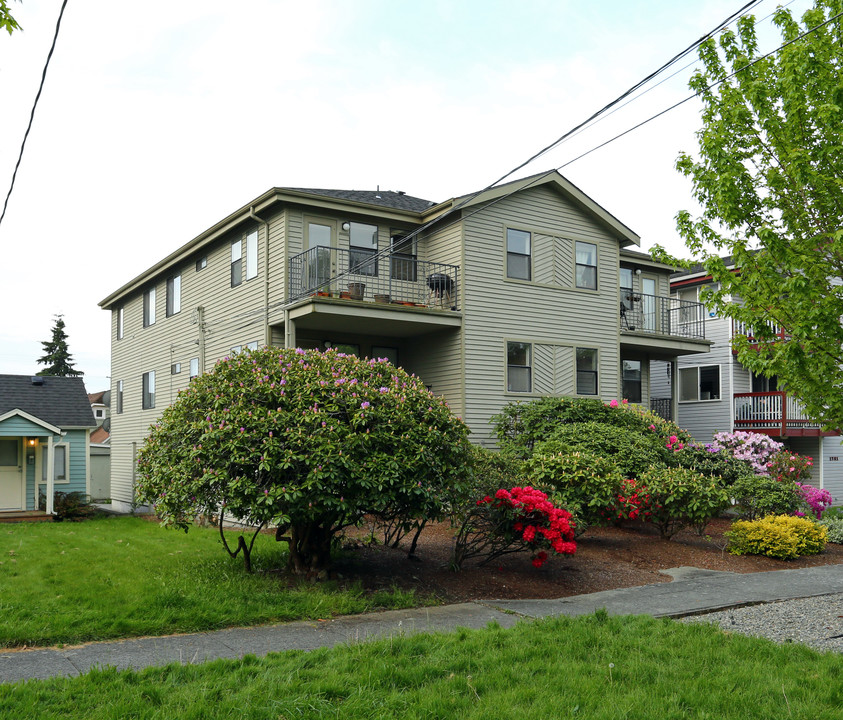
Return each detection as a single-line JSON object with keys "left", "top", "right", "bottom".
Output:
{"left": 36, "top": 315, "right": 83, "bottom": 377}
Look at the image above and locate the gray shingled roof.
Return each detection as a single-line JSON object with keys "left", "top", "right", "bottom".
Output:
{"left": 283, "top": 188, "right": 436, "bottom": 213}
{"left": 0, "top": 375, "right": 96, "bottom": 428}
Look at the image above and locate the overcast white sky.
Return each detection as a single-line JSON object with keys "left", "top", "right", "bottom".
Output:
{"left": 0, "top": 0, "right": 814, "bottom": 392}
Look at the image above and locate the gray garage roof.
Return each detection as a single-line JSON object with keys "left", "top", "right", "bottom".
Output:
{"left": 0, "top": 375, "right": 96, "bottom": 428}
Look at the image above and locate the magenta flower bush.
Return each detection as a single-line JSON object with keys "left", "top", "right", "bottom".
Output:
{"left": 137, "top": 347, "right": 473, "bottom": 574}
{"left": 797, "top": 483, "right": 833, "bottom": 519}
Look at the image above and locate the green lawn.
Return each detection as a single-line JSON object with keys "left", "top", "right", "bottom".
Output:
{"left": 3, "top": 612, "right": 843, "bottom": 719}
{"left": 0, "top": 516, "right": 421, "bottom": 648}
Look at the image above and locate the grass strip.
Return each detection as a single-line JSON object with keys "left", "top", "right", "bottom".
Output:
{"left": 3, "top": 612, "right": 843, "bottom": 719}
{"left": 0, "top": 516, "right": 422, "bottom": 647}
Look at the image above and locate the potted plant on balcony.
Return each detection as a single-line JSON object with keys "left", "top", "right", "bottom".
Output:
{"left": 348, "top": 282, "right": 365, "bottom": 301}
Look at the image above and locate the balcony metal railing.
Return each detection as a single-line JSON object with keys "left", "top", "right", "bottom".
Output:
{"left": 734, "top": 391, "right": 821, "bottom": 433}
{"left": 620, "top": 292, "right": 705, "bottom": 340}
{"left": 289, "top": 247, "right": 460, "bottom": 310}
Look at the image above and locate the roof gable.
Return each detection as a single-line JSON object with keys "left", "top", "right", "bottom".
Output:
{"left": 0, "top": 375, "right": 96, "bottom": 428}
{"left": 440, "top": 171, "right": 640, "bottom": 247}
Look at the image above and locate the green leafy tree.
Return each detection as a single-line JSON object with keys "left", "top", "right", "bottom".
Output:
{"left": 1, "top": 0, "right": 22, "bottom": 35}
{"left": 36, "top": 314, "right": 83, "bottom": 376}
{"left": 654, "top": 0, "right": 843, "bottom": 428}
{"left": 137, "top": 347, "right": 473, "bottom": 574}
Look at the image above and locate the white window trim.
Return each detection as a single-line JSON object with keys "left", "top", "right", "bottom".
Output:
{"left": 575, "top": 241, "right": 598, "bottom": 290}
{"left": 246, "top": 230, "right": 258, "bottom": 280}
{"left": 166, "top": 274, "right": 181, "bottom": 317}
{"left": 42, "top": 442, "right": 69, "bottom": 485}
{"left": 678, "top": 364, "right": 722, "bottom": 403}
{"left": 142, "top": 370, "right": 156, "bottom": 410}
{"left": 143, "top": 287, "right": 156, "bottom": 327}
{"left": 117, "top": 306, "right": 124, "bottom": 340}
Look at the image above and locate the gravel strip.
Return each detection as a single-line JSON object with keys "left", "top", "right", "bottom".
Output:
{"left": 680, "top": 593, "right": 843, "bottom": 654}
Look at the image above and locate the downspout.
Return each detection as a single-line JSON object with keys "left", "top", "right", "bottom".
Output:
{"left": 249, "top": 206, "right": 270, "bottom": 346}
{"left": 728, "top": 318, "right": 735, "bottom": 431}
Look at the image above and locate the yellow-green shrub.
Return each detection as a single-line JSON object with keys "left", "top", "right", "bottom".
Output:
{"left": 726, "top": 515, "right": 828, "bottom": 559}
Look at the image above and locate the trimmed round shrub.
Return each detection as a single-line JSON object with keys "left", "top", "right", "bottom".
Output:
{"left": 731, "top": 474, "right": 805, "bottom": 520}
{"left": 726, "top": 515, "right": 828, "bottom": 559}
{"left": 636, "top": 467, "right": 730, "bottom": 539}
{"left": 137, "top": 346, "right": 473, "bottom": 574}
{"left": 524, "top": 449, "right": 624, "bottom": 532}
{"left": 538, "top": 423, "right": 666, "bottom": 479}
{"left": 491, "top": 396, "right": 694, "bottom": 460}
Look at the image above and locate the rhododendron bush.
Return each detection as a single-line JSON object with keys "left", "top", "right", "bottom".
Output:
{"left": 137, "top": 347, "right": 472, "bottom": 574}
{"left": 450, "top": 486, "right": 575, "bottom": 570}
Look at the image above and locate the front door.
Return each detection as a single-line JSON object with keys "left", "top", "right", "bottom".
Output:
{"left": 305, "top": 220, "right": 336, "bottom": 292}
{"left": 0, "top": 438, "right": 24, "bottom": 511}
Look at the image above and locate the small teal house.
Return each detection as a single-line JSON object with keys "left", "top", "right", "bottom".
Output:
{"left": 0, "top": 375, "right": 96, "bottom": 516}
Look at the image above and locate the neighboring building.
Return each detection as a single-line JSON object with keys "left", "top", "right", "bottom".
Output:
{"left": 0, "top": 375, "right": 96, "bottom": 515}
{"left": 87, "top": 391, "right": 111, "bottom": 501}
{"left": 99, "top": 171, "right": 711, "bottom": 513}
{"left": 652, "top": 260, "right": 843, "bottom": 502}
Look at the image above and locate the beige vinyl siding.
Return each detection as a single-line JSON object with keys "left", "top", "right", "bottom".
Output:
{"left": 818, "top": 437, "right": 843, "bottom": 505}
{"left": 109, "top": 221, "right": 273, "bottom": 506}
{"left": 459, "top": 185, "right": 624, "bottom": 445}
{"left": 404, "top": 329, "right": 464, "bottom": 417}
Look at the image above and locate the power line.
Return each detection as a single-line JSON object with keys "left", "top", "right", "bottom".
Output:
{"left": 0, "top": 0, "right": 70, "bottom": 231}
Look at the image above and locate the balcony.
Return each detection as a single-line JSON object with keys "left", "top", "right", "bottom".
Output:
{"left": 619, "top": 293, "right": 710, "bottom": 357}
{"left": 734, "top": 391, "right": 839, "bottom": 437}
{"left": 290, "top": 247, "right": 459, "bottom": 310}
{"left": 285, "top": 247, "right": 461, "bottom": 339}
{"left": 731, "top": 319, "right": 789, "bottom": 353}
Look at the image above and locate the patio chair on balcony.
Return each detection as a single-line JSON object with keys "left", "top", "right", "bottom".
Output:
{"left": 620, "top": 301, "right": 636, "bottom": 331}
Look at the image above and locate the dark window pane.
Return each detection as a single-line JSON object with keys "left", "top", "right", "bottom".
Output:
{"left": 507, "top": 253, "right": 531, "bottom": 280}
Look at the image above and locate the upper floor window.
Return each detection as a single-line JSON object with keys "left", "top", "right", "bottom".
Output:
{"left": 576, "top": 242, "right": 597, "bottom": 289}
{"left": 349, "top": 222, "right": 378, "bottom": 276}
{"left": 246, "top": 229, "right": 258, "bottom": 280}
{"left": 231, "top": 239, "right": 243, "bottom": 287}
{"left": 390, "top": 231, "right": 417, "bottom": 281}
{"left": 116, "top": 306, "right": 124, "bottom": 340}
{"left": 143, "top": 287, "right": 156, "bottom": 327}
{"left": 576, "top": 347, "right": 598, "bottom": 395}
{"left": 620, "top": 267, "right": 634, "bottom": 311}
{"left": 189, "top": 357, "right": 200, "bottom": 379}
{"left": 166, "top": 274, "right": 181, "bottom": 316}
{"left": 116, "top": 379, "right": 124, "bottom": 414}
{"left": 507, "top": 341, "right": 532, "bottom": 393}
{"left": 196, "top": 256, "right": 207, "bottom": 271}
{"left": 142, "top": 371, "right": 156, "bottom": 409}
{"left": 506, "top": 228, "right": 531, "bottom": 280}
{"left": 680, "top": 365, "right": 720, "bottom": 401}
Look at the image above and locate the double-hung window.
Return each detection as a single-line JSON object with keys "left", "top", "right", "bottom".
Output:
{"left": 231, "top": 239, "right": 243, "bottom": 287}
{"left": 575, "top": 242, "right": 597, "bottom": 289}
{"left": 506, "top": 342, "right": 532, "bottom": 393}
{"left": 142, "top": 371, "right": 156, "bottom": 409}
{"left": 117, "top": 307, "right": 124, "bottom": 340}
{"left": 679, "top": 365, "right": 720, "bottom": 401}
{"left": 506, "top": 228, "right": 531, "bottom": 280}
{"left": 166, "top": 274, "right": 181, "bottom": 316}
{"left": 349, "top": 222, "right": 378, "bottom": 276}
{"left": 143, "top": 287, "right": 156, "bottom": 327}
{"left": 576, "top": 348, "right": 598, "bottom": 395}
{"left": 390, "top": 231, "right": 417, "bottom": 281}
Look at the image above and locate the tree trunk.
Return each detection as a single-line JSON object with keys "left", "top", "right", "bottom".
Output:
{"left": 285, "top": 522, "right": 334, "bottom": 575}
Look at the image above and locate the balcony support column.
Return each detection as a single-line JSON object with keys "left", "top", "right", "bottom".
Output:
{"left": 284, "top": 309, "right": 296, "bottom": 349}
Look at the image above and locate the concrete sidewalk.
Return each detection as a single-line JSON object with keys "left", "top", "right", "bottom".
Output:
{"left": 4, "top": 563, "right": 843, "bottom": 684}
